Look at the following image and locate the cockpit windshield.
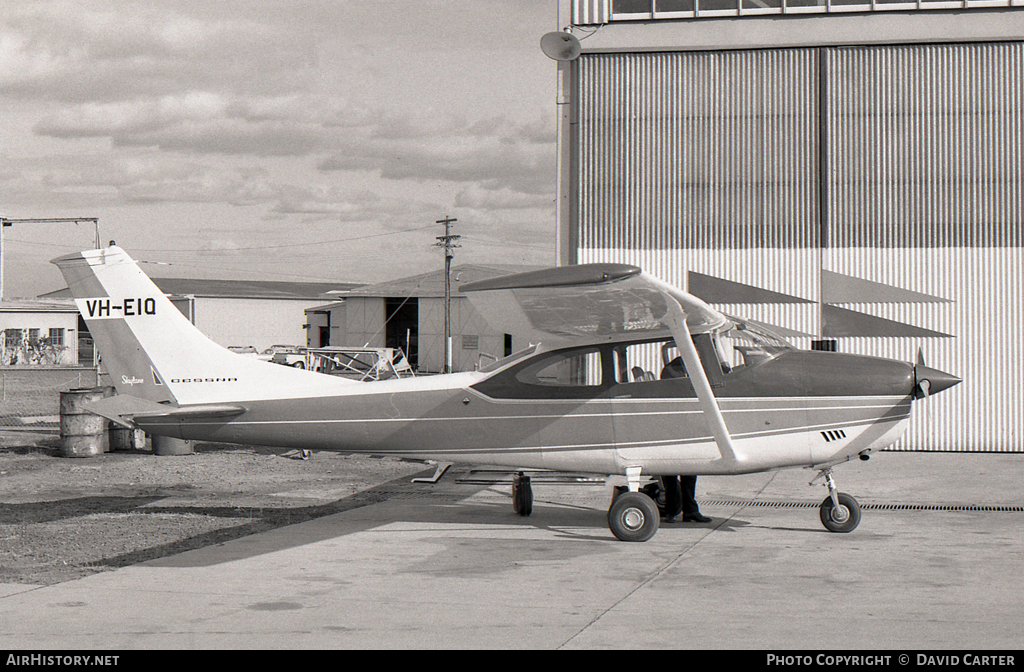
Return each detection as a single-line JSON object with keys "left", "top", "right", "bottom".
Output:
{"left": 715, "top": 319, "right": 792, "bottom": 370}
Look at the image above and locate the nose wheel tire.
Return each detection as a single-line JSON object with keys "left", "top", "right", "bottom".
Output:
{"left": 819, "top": 492, "right": 861, "bottom": 533}
{"left": 608, "top": 491, "right": 660, "bottom": 542}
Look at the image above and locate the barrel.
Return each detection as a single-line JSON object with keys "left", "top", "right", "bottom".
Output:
{"left": 152, "top": 435, "right": 194, "bottom": 456}
{"left": 59, "top": 386, "right": 115, "bottom": 458}
{"left": 109, "top": 426, "right": 147, "bottom": 451}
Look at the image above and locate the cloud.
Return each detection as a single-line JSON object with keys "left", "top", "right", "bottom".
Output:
{"left": 5, "top": 1, "right": 556, "bottom": 199}
{"left": 455, "top": 185, "right": 553, "bottom": 210}
{"left": 33, "top": 92, "right": 556, "bottom": 199}
{"left": 31, "top": 93, "right": 370, "bottom": 157}
{"left": 0, "top": 3, "right": 316, "bottom": 103}
{"left": 0, "top": 0, "right": 557, "bottom": 293}
{"left": 320, "top": 114, "right": 556, "bottom": 197}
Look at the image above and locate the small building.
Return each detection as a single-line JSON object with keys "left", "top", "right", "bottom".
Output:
{"left": 0, "top": 300, "right": 81, "bottom": 367}
{"left": 310, "top": 264, "right": 540, "bottom": 373}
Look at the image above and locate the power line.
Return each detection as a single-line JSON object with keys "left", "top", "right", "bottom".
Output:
{"left": 130, "top": 223, "right": 438, "bottom": 254}
{"left": 2, "top": 223, "right": 437, "bottom": 255}
{"left": 0, "top": 216, "right": 100, "bottom": 301}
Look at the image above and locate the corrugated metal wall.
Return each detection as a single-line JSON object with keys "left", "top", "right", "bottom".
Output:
{"left": 578, "top": 50, "right": 820, "bottom": 251}
{"left": 417, "top": 298, "right": 503, "bottom": 374}
{"left": 822, "top": 43, "right": 1024, "bottom": 450}
{"left": 575, "top": 44, "right": 1024, "bottom": 451}
{"left": 825, "top": 44, "right": 1024, "bottom": 248}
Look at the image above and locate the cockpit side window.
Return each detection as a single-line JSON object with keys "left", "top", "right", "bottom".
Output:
{"left": 471, "top": 345, "right": 609, "bottom": 399}
{"left": 611, "top": 339, "right": 689, "bottom": 383}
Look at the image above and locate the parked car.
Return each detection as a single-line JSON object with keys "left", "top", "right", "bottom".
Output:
{"left": 263, "top": 345, "right": 306, "bottom": 367}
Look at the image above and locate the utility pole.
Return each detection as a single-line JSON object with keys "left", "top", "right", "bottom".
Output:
{"left": 0, "top": 217, "right": 99, "bottom": 301}
{"left": 433, "top": 216, "right": 460, "bottom": 374}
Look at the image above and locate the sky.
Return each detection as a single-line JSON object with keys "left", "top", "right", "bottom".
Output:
{"left": 0, "top": 0, "right": 560, "bottom": 298}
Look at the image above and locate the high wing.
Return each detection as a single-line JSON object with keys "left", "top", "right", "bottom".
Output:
{"left": 461, "top": 264, "right": 742, "bottom": 465}
{"left": 459, "top": 264, "right": 730, "bottom": 347}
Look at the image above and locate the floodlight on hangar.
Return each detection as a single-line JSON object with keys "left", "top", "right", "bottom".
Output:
{"left": 540, "top": 32, "right": 582, "bottom": 61}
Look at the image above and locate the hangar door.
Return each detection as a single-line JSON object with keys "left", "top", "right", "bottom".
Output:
{"left": 573, "top": 44, "right": 1024, "bottom": 451}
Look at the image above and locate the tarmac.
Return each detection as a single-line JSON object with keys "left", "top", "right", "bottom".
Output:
{"left": 0, "top": 451, "right": 1022, "bottom": 650}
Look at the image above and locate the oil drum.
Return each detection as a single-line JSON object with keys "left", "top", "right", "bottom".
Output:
{"left": 59, "top": 386, "right": 115, "bottom": 457}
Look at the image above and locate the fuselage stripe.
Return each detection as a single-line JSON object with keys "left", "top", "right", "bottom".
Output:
{"left": 172, "top": 403, "right": 911, "bottom": 427}
{"left": 147, "top": 415, "right": 909, "bottom": 453}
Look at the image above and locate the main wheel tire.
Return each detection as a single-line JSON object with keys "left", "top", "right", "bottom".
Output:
{"left": 608, "top": 491, "right": 660, "bottom": 542}
{"left": 820, "top": 492, "right": 861, "bottom": 533}
{"left": 512, "top": 473, "right": 533, "bottom": 517}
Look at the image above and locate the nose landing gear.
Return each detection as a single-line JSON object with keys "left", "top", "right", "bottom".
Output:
{"left": 812, "top": 467, "right": 862, "bottom": 533}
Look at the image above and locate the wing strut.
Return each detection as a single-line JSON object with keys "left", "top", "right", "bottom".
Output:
{"left": 663, "top": 299, "right": 742, "bottom": 466}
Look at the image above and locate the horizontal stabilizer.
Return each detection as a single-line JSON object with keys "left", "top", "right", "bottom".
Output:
{"left": 84, "top": 395, "right": 169, "bottom": 428}
{"left": 134, "top": 404, "right": 248, "bottom": 421}
{"left": 85, "top": 394, "right": 246, "bottom": 428}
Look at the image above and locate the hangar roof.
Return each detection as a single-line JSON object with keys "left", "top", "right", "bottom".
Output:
{"left": 0, "top": 299, "right": 79, "bottom": 313}
{"left": 342, "top": 264, "right": 543, "bottom": 300}
{"left": 43, "top": 277, "right": 362, "bottom": 301}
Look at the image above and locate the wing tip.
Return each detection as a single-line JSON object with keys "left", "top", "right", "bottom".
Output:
{"left": 460, "top": 263, "right": 640, "bottom": 293}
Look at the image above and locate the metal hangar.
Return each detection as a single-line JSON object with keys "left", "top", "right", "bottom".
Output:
{"left": 316, "top": 264, "right": 539, "bottom": 374}
{"left": 555, "top": 0, "right": 1024, "bottom": 450}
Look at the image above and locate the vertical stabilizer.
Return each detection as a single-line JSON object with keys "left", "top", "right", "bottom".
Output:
{"left": 52, "top": 247, "right": 355, "bottom": 404}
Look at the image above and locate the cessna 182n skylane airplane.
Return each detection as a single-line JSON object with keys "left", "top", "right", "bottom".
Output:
{"left": 54, "top": 246, "right": 960, "bottom": 542}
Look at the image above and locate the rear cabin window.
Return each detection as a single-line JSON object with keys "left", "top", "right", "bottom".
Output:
{"left": 514, "top": 347, "right": 603, "bottom": 387}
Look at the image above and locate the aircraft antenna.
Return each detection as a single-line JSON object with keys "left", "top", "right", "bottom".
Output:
{"left": 433, "top": 216, "right": 460, "bottom": 374}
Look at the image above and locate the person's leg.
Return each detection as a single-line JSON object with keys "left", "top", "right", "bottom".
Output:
{"left": 681, "top": 475, "right": 711, "bottom": 523}
{"left": 661, "top": 475, "right": 682, "bottom": 521}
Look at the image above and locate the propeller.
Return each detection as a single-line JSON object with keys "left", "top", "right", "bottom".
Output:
{"left": 913, "top": 347, "right": 961, "bottom": 399}
{"left": 915, "top": 347, "right": 929, "bottom": 397}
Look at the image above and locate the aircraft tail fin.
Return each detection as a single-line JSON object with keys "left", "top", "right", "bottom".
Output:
{"left": 52, "top": 246, "right": 356, "bottom": 405}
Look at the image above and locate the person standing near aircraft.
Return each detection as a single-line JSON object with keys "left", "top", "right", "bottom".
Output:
{"left": 659, "top": 356, "right": 712, "bottom": 524}
{"left": 660, "top": 475, "right": 711, "bottom": 524}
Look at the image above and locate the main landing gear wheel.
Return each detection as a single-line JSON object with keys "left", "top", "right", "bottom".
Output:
{"left": 512, "top": 471, "right": 533, "bottom": 517}
{"left": 819, "top": 492, "right": 861, "bottom": 533}
{"left": 608, "top": 491, "right": 660, "bottom": 542}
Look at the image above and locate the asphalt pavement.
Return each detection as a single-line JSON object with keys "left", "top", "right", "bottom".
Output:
{"left": 1, "top": 451, "right": 1021, "bottom": 650}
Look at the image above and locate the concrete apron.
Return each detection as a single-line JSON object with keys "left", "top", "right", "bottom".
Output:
{"left": 0, "top": 452, "right": 1021, "bottom": 649}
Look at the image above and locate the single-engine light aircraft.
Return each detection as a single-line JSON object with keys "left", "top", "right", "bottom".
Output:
{"left": 54, "top": 246, "right": 960, "bottom": 541}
